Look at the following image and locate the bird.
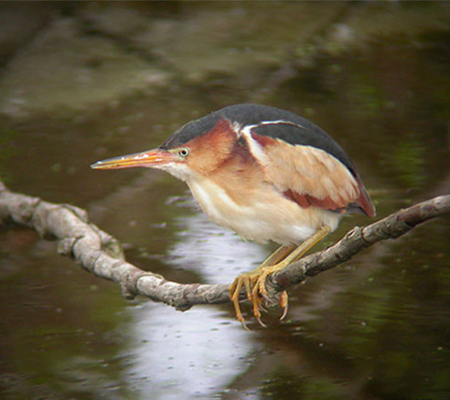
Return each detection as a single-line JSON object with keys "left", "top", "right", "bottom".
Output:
{"left": 91, "top": 104, "right": 375, "bottom": 327}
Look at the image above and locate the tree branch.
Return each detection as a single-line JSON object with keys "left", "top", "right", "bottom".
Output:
{"left": 267, "top": 195, "right": 450, "bottom": 302}
{"left": 0, "top": 180, "right": 449, "bottom": 312}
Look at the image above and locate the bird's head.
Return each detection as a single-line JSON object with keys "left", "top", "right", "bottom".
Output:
{"left": 91, "top": 117, "right": 238, "bottom": 181}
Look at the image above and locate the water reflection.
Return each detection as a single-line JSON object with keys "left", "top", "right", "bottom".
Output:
{"left": 127, "top": 305, "right": 253, "bottom": 400}
{"left": 168, "top": 196, "right": 268, "bottom": 283}
{"left": 125, "top": 199, "right": 264, "bottom": 399}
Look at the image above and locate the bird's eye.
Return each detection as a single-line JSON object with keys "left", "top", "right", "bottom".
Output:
{"left": 178, "top": 148, "right": 190, "bottom": 157}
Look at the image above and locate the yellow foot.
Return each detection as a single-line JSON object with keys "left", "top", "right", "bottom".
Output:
{"left": 229, "top": 266, "right": 288, "bottom": 328}
{"left": 229, "top": 226, "right": 332, "bottom": 328}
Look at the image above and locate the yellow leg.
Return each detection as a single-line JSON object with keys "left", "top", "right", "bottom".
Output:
{"left": 259, "top": 244, "right": 296, "bottom": 269}
{"left": 253, "top": 226, "right": 331, "bottom": 300}
{"left": 229, "top": 226, "right": 331, "bottom": 327}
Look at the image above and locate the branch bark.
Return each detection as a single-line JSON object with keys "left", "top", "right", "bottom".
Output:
{"left": 0, "top": 180, "right": 449, "bottom": 312}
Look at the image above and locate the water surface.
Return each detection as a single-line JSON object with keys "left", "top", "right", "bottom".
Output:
{"left": 0, "top": 3, "right": 449, "bottom": 399}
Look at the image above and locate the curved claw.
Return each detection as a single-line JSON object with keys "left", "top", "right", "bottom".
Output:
{"left": 255, "top": 313, "right": 267, "bottom": 328}
{"left": 251, "top": 291, "right": 267, "bottom": 327}
{"left": 279, "top": 291, "right": 289, "bottom": 321}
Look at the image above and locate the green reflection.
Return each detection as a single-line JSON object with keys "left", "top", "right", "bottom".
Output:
{"left": 0, "top": 126, "right": 17, "bottom": 184}
{"left": 392, "top": 140, "right": 426, "bottom": 189}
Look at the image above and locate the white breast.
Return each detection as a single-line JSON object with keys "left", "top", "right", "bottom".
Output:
{"left": 186, "top": 176, "right": 340, "bottom": 246}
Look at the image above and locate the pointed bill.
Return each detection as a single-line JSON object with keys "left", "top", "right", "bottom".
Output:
{"left": 90, "top": 149, "right": 175, "bottom": 170}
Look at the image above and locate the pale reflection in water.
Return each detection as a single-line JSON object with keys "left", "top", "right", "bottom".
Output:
{"left": 128, "top": 305, "right": 253, "bottom": 399}
{"left": 169, "top": 200, "right": 268, "bottom": 283}
{"left": 126, "top": 200, "right": 266, "bottom": 399}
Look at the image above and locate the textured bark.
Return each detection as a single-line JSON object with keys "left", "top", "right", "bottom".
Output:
{"left": 0, "top": 180, "right": 449, "bottom": 311}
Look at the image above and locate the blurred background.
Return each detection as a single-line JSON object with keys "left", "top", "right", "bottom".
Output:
{"left": 0, "top": 2, "right": 449, "bottom": 399}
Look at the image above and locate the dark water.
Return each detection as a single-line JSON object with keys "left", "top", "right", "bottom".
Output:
{"left": 0, "top": 3, "right": 449, "bottom": 400}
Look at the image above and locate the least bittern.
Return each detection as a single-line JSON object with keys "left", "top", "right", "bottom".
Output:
{"left": 92, "top": 104, "right": 375, "bottom": 327}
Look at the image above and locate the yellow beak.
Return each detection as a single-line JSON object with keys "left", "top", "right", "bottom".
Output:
{"left": 90, "top": 149, "right": 176, "bottom": 170}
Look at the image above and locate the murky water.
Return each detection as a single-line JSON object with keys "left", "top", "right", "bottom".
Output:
{"left": 0, "top": 3, "right": 449, "bottom": 400}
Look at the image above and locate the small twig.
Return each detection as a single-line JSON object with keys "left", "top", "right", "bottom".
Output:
{"left": 0, "top": 181, "right": 449, "bottom": 311}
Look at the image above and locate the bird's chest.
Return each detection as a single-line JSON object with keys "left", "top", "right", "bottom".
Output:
{"left": 187, "top": 177, "right": 248, "bottom": 227}
{"left": 186, "top": 176, "right": 324, "bottom": 245}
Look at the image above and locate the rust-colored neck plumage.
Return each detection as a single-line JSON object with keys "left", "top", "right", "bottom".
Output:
{"left": 181, "top": 118, "right": 245, "bottom": 175}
